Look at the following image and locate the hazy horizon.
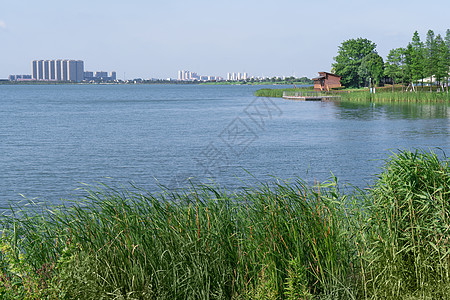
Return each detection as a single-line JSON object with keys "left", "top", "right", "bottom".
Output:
{"left": 1, "top": 0, "right": 449, "bottom": 80}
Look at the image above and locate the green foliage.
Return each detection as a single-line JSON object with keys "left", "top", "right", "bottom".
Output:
{"left": 435, "top": 34, "right": 450, "bottom": 88}
{"left": 385, "top": 48, "right": 405, "bottom": 87}
{"left": 425, "top": 30, "right": 437, "bottom": 82}
{"left": 409, "top": 31, "right": 426, "bottom": 86}
{"left": 332, "top": 38, "right": 377, "bottom": 88}
{"left": 0, "top": 235, "right": 57, "bottom": 299}
{"left": 358, "top": 52, "right": 384, "bottom": 86}
{"left": 372, "top": 29, "right": 450, "bottom": 93}
{"left": 284, "top": 257, "right": 312, "bottom": 300}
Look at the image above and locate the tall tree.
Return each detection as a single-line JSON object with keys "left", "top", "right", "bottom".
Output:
{"left": 425, "top": 30, "right": 437, "bottom": 91}
{"left": 435, "top": 34, "right": 449, "bottom": 91}
{"left": 409, "top": 31, "right": 425, "bottom": 90}
{"left": 403, "top": 44, "right": 415, "bottom": 91}
{"left": 385, "top": 48, "right": 405, "bottom": 91}
{"left": 445, "top": 29, "right": 450, "bottom": 92}
{"left": 358, "top": 52, "right": 384, "bottom": 87}
{"left": 332, "top": 38, "right": 377, "bottom": 88}
{"left": 445, "top": 29, "right": 450, "bottom": 51}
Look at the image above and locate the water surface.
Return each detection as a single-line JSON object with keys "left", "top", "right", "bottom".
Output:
{"left": 1, "top": 84, "right": 450, "bottom": 205}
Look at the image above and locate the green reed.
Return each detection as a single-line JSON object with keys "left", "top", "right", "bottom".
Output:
{"left": 340, "top": 91, "right": 450, "bottom": 103}
{"left": 365, "top": 149, "right": 450, "bottom": 299}
{"left": 0, "top": 181, "right": 361, "bottom": 299}
{"left": 254, "top": 87, "right": 313, "bottom": 98}
{"left": 1, "top": 149, "right": 450, "bottom": 299}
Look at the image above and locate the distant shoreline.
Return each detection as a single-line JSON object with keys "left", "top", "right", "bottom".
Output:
{"left": 0, "top": 80, "right": 313, "bottom": 86}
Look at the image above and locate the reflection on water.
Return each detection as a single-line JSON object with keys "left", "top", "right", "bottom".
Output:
{"left": 334, "top": 101, "right": 450, "bottom": 120}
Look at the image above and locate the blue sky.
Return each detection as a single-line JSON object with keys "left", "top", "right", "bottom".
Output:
{"left": 1, "top": 0, "right": 449, "bottom": 79}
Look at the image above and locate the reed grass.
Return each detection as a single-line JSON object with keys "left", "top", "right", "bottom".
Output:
{"left": 254, "top": 87, "right": 313, "bottom": 98}
{"left": 340, "top": 90, "right": 450, "bottom": 103}
{"left": 365, "top": 150, "right": 450, "bottom": 299}
{"left": 1, "top": 149, "right": 450, "bottom": 299}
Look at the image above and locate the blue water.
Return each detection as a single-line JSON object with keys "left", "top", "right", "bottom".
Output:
{"left": 1, "top": 84, "right": 450, "bottom": 205}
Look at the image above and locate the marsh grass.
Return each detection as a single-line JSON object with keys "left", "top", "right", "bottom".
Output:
{"left": 254, "top": 87, "right": 313, "bottom": 98}
{"left": 1, "top": 149, "right": 450, "bottom": 299}
{"left": 340, "top": 90, "right": 450, "bottom": 103}
{"left": 365, "top": 150, "right": 450, "bottom": 299}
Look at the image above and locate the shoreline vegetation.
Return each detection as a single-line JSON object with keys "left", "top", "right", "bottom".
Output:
{"left": 1, "top": 149, "right": 450, "bottom": 299}
{"left": 255, "top": 85, "right": 450, "bottom": 102}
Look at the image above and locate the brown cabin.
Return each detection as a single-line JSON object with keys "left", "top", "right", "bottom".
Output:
{"left": 312, "top": 72, "right": 342, "bottom": 91}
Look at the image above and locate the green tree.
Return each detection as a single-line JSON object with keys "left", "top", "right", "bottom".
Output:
{"left": 445, "top": 29, "right": 450, "bottom": 92}
{"left": 445, "top": 29, "right": 450, "bottom": 52}
{"left": 332, "top": 38, "right": 377, "bottom": 88}
{"left": 435, "top": 34, "right": 449, "bottom": 91}
{"left": 385, "top": 48, "right": 405, "bottom": 91}
{"left": 358, "top": 52, "right": 384, "bottom": 87}
{"left": 409, "top": 31, "right": 425, "bottom": 90}
{"left": 425, "top": 30, "right": 437, "bottom": 91}
{"left": 403, "top": 44, "right": 415, "bottom": 91}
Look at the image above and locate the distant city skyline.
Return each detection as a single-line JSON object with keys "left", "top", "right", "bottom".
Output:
{"left": 32, "top": 59, "right": 84, "bottom": 82}
{"left": 1, "top": 0, "right": 450, "bottom": 79}
{"left": 23, "top": 59, "right": 116, "bottom": 82}
{"left": 177, "top": 70, "right": 223, "bottom": 81}
{"left": 178, "top": 70, "right": 253, "bottom": 81}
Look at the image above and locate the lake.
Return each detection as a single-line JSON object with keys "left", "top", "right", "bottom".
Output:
{"left": 1, "top": 84, "right": 450, "bottom": 206}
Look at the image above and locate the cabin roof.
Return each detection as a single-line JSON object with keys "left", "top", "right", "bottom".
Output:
{"left": 318, "top": 71, "right": 341, "bottom": 78}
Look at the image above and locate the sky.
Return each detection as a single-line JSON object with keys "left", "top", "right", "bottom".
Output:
{"left": 1, "top": 0, "right": 449, "bottom": 80}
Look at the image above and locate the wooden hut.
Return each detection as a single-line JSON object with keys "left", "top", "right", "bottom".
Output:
{"left": 312, "top": 72, "right": 341, "bottom": 91}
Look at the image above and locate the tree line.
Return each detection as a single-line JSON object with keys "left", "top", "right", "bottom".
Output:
{"left": 332, "top": 30, "right": 450, "bottom": 92}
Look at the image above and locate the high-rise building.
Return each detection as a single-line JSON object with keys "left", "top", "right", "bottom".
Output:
{"left": 68, "top": 60, "right": 77, "bottom": 81}
{"left": 178, "top": 70, "right": 227, "bottom": 82}
{"left": 37, "top": 60, "right": 44, "bottom": 80}
{"left": 76, "top": 60, "right": 84, "bottom": 82}
{"left": 49, "top": 60, "right": 55, "bottom": 80}
{"left": 30, "top": 59, "right": 111, "bottom": 82}
{"left": 61, "top": 60, "right": 68, "bottom": 81}
{"left": 43, "top": 60, "right": 50, "bottom": 80}
{"left": 32, "top": 61, "right": 37, "bottom": 80}
{"left": 225, "top": 72, "right": 250, "bottom": 81}
{"left": 55, "top": 60, "right": 62, "bottom": 81}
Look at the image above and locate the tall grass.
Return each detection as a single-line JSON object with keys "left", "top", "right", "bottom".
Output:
{"left": 1, "top": 149, "right": 450, "bottom": 299}
{"left": 366, "top": 150, "right": 450, "bottom": 299}
{"left": 254, "top": 87, "right": 313, "bottom": 98}
{"left": 340, "top": 90, "right": 450, "bottom": 103}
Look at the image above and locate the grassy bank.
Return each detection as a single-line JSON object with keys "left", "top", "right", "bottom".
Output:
{"left": 201, "top": 81, "right": 313, "bottom": 86}
{"left": 255, "top": 85, "right": 450, "bottom": 103}
{"left": 254, "top": 87, "right": 313, "bottom": 98}
{"left": 339, "top": 89, "right": 450, "bottom": 103}
{"left": 1, "top": 149, "right": 450, "bottom": 299}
